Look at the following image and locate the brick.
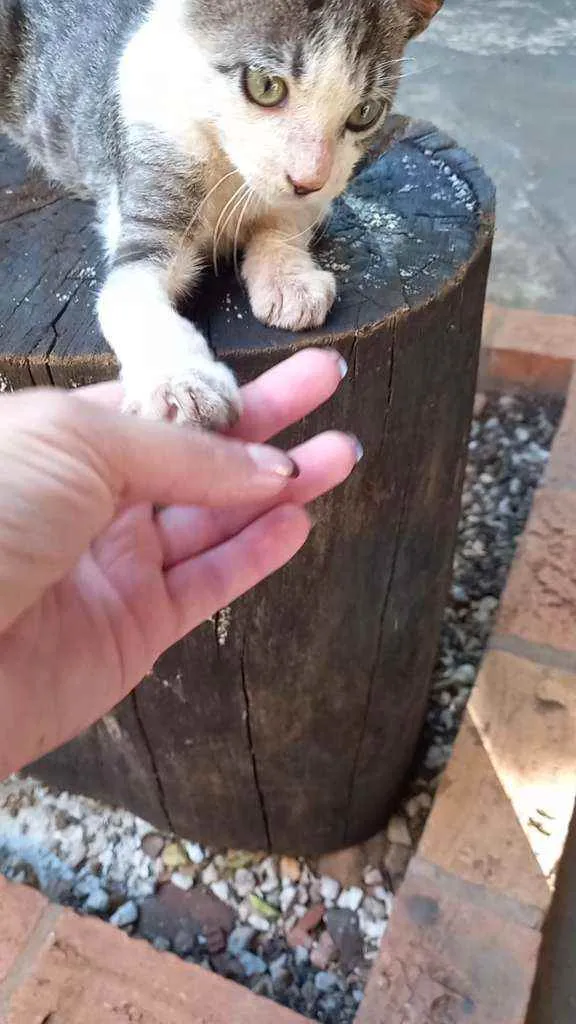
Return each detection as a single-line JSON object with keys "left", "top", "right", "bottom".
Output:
{"left": 496, "top": 489, "right": 576, "bottom": 655}
{"left": 478, "top": 305, "right": 576, "bottom": 395}
{"left": 5, "top": 908, "right": 307, "bottom": 1024}
{"left": 485, "top": 306, "right": 576, "bottom": 362}
{"left": 418, "top": 711, "right": 550, "bottom": 915}
{"left": 470, "top": 650, "right": 576, "bottom": 885}
{"left": 357, "top": 855, "right": 540, "bottom": 1024}
{"left": 478, "top": 346, "right": 573, "bottom": 396}
{"left": 545, "top": 370, "right": 576, "bottom": 489}
{"left": 421, "top": 649, "right": 576, "bottom": 913}
{"left": 0, "top": 877, "right": 47, "bottom": 985}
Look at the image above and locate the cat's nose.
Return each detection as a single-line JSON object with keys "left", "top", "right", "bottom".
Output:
{"left": 287, "top": 175, "right": 324, "bottom": 197}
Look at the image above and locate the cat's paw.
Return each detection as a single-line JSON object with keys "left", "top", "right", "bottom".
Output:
{"left": 122, "top": 358, "right": 241, "bottom": 429}
{"left": 246, "top": 260, "right": 337, "bottom": 331}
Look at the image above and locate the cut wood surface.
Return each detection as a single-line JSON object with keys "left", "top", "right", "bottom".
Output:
{"left": 0, "top": 118, "right": 495, "bottom": 854}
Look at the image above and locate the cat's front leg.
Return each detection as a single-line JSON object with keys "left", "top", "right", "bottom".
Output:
{"left": 97, "top": 251, "right": 240, "bottom": 429}
{"left": 242, "top": 218, "right": 336, "bottom": 332}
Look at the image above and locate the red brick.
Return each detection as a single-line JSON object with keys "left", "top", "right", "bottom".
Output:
{"left": 546, "top": 370, "right": 576, "bottom": 488}
{"left": 496, "top": 489, "right": 576, "bottom": 656}
{"left": 6, "top": 908, "right": 307, "bottom": 1024}
{"left": 357, "top": 856, "right": 540, "bottom": 1024}
{"left": 478, "top": 346, "right": 573, "bottom": 396}
{"left": 0, "top": 877, "right": 47, "bottom": 985}
{"left": 486, "top": 307, "right": 576, "bottom": 362}
{"left": 479, "top": 305, "right": 576, "bottom": 395}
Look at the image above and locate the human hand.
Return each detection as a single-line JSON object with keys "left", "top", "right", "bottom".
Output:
{"left": 0, "top": 349, "right": 357, "bottom": 777}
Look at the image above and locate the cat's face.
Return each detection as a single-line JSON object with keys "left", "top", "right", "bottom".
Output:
{"left": 188, "top": 0, "right": 442, "bottom": 209}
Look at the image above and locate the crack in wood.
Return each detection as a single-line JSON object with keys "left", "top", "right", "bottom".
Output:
{"left": 130, "top": 691, "right": 174, "bottom": 834}
{"left": 240, "top": 636, "right": 271, "bottom": 850}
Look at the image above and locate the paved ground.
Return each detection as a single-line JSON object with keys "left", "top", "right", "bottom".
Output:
{"left": 397, "top": 0, "right": 576, "bottom": 314}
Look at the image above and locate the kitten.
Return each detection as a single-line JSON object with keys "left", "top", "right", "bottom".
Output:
{"left": 0, "top": 0, "right": 442, "bottom": 426}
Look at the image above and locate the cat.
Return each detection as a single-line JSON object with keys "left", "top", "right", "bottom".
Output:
{"left": 0, "top": 0, "right": 442, "bottom": 426}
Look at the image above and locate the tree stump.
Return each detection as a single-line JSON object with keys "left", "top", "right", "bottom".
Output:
{"left": 0, "top": 118, "right": 495, "bottom": 855}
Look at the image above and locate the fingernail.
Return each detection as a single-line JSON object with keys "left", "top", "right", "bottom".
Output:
{"left": 348, "top": 434, "right": 364, "bottom": 463}
{"left": 248, "top": 444, "right": 299, "bottom": 479}
{"left": 335, "top": 353, "right": 348, "bottom": 379}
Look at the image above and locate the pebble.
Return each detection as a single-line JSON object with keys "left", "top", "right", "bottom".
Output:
{"left": 227, "top": 925, "right": 256, "bottom": 956}
{"left": 280, "top": 856, "right": 301, "bottom": 883}
{"left": 319, "top": 876, "right": 340, "bottom": 905}
{"left": 84, "top": 887, "right": 110, "bottom": 914}
{"left": 171, "top": 871, "right": 194, "bottom": 892}
{"left": 237, "top": 951, "right": 267, "bottom": 977}
{"left": 310, "top": 930, "right": 337, "bottom": 970}
{"left": 109, "top": 900, "right": 139, "bottom": 928}
{"left": 162, "top": 842, "right": 188, "bottom": 870}
{"left": 183, "top": 841, "right": 205, "bottom": 864}
{"left": 280, "top": 884, "right": 297, "bottom": 914}
{"left": 269, "top": 953, "right": 288, "bottom": 984}
{"left": 234, "top": 868, "right": 255, "bottom": 898}
{"left": 386, "top": 816, "right": 412, "bottom": 847}
{"left": 362, "top": 867, "right": 383, "bottom": 887}
{"left": 211, "top": 880, "right": 230, "bottom": 903}
{"left": 201, "top": 862, "right": 219, "bottom": 886}
{"left": 315, "top": 971, "right": 340, "bottom": 993}
{"left": 294, "top": 945, "right": 310, "bottom": 966}
{"left": 141, "top": 833, "right": 165, "bottom": 860}
{"left": 449, "top": 663, "right": 476, "bottom": 686}
{"left": 247, "top": 913, "right": 271, "bottom": 932}
{"left": 337, "top": 887, "right": 363, "bottom": 912}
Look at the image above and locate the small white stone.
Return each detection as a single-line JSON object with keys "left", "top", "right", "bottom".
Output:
{"left": 109, "top": 900, "right": 138, "bottom": 928}
{"left": 247, "top": 913, "right": 270, "bottom": 932}
{"left": 337, "top": 886, "right": 363, "bottom": 912}
{"left": 363, "top": 867, "right": 383, "bottom": 887}
{"left": 234, "top": 868, "right": 255, "bottom": 899}
{"left": 183, "top": 841, "right": 205, "bottom": 864}
{"left": 366, "top": 918, "right": 387, "bottom": 943}
{"left": 362, "top": 896, "right": 387, "bottom": 921}
{"left": 211, "top": 880, "right": 230, "bottom": 903}
{"left": 296, "top": 883, "right": 309, "bottom": 905}
{"left": 319, "top": 876, "right": 340, "bottom": 905}
{"left": 371, "top": 886, "right": 392, "bottom": 908}
{"left": 280, "top": 884, "right": 297, "bottom": 914}
{"left": 386, "top": 815, "right": 412, "bottom": 847}
{"left": 201, "top": 863, "right": 219, "bottom": 886}
{"left": 171, "top": 871, "right": 194, "bottom": 892}
{"left": 84, "top": 887, "right": 110, "bottom": 914}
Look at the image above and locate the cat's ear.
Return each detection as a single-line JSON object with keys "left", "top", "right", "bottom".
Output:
{"left": 405, "top": 0, "right": 443, "bottom": 38}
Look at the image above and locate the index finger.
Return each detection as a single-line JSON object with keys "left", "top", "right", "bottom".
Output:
{"left": 73, "top": 348, "right": 347, "bottom": 442}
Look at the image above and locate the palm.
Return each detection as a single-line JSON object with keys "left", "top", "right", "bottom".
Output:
{"left": 0, "top": 350, "right": 354, "bottom": 771}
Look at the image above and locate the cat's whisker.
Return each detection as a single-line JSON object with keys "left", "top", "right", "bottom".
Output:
{"left": 393, "top": 62, "right": 438, "bottom": 81}
{"left": 280, "top": 211, "right": 326, "bottom": 245}
{"left": 233, "top": 189, "right": 254, "bottom": 285}
{"left": 214, "top": 184, "right": 251, "bottom": 261}
{"left": 176, "top": 169, "right": 239, "bottom": 257}
{"left": 211, "top": 182, "right": 249, "bottom": 276}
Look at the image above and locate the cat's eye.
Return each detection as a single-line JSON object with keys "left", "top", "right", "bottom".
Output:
{"left": 243, "top": 68, "right": 288, "bottom": 108}
{"left": 346, "top": 98, "right": 385, "bottom": 133}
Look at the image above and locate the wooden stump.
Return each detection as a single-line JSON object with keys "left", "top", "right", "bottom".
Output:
{"left": 0, "top": 118, "right": 495, "bottom": 855}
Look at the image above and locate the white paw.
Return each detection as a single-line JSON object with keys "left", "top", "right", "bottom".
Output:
{"left": 245, "top": 257, "right": 336, "bottom": 331}
{"left": 122, "top": 358, "right": 241, "bottom": 429}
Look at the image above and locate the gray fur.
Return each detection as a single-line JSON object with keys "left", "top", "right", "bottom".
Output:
{"left": 0, "top": 0, "right": 431, "bottom": 269}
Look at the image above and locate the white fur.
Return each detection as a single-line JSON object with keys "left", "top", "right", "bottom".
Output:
{"left": 97, "top": 262, "right": 239, "bottom": 427}
{"left": 103, "top": 0, "right": 388, "bottom": 425}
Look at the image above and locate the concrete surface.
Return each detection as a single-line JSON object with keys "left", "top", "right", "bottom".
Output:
{"left": 397, "top": 0, "right": 576, "bottom": 314}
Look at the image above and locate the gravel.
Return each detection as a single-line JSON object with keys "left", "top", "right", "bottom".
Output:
{"left": 0, "top": 392, "right": 561, "bottom": 1023}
